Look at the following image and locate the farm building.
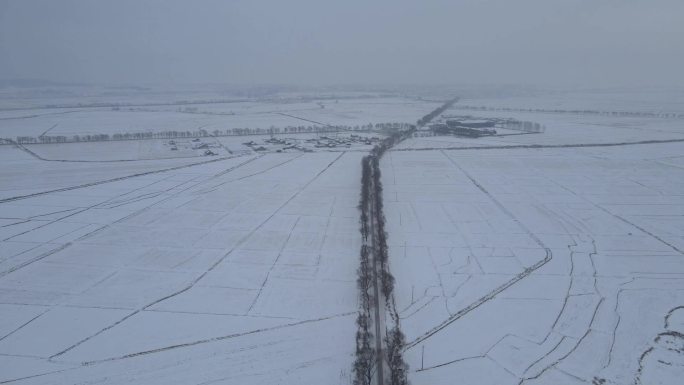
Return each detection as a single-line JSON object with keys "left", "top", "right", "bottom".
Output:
{"left": 445, "top": 119, "right": 496, "bottom": 128}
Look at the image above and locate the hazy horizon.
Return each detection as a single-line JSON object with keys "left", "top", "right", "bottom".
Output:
{"left": 2, "top": 0, "right": 683, "bottom": 88}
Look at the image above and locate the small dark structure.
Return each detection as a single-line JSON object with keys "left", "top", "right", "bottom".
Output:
{"left": 446, "top": 119, "right": 495, "bottom": 129}
{"left": 430, "top": 122, "right": 496, "bottom": 138}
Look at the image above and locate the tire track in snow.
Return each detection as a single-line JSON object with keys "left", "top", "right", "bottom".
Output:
{"left": 0, "top": 174, "right": 192, "bottom": 277}
{"left": 79, "top": 311, "right": 356, "bottom": 366}
{"left": 0, "top": 154, "right": 258, "bottom": 204}
{"left": 274, "top": 112, "right": 337, "bottom": 128}
{"left": 546, "top": 178, "right": 684, "bottom": 256}
{"left": 245, "top": 217, "right": 301, "bottom": 315}
{"left": 403, "top": 150, "right": 553, "bottom": 351}
{"left": 0, "top": 109, "right": 86, "bottom": 121}
{"left": 6, "top": 139, "right": 212, "bottom": 163}
{"left": 196, "top": 153, "right": 302, "bottom": 194}
{"left": 48, "top": 152, "right": 346, "bottom": 361}
{"left": 0, "top": 155, "right": 264, "bottom": 351}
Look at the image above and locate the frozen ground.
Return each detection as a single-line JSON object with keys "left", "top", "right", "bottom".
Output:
{"left": 1, "top": 88, "right": 683, "bottom": 384}
{"left": 0, "top": 89, "right": 420, "bottom": 385}
{"left": 0, "top": 149, "right": 365, "bottom": 384}
{"left": 383, "top": 92, "right": 684, "bottom": 384}
{"left": 0, "top": 144, "right": 233, "bottom": 201}
{"left": 397, "top": 111, "right": 684, "bottom": 151}
{"left": 459, "top": 88, "right": 684, "bottom": 115}
{"left": 0, "top": 94, "right": 439, "bottom": 138}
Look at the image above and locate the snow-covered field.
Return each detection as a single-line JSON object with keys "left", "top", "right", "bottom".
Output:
{"left": 383, "top": 91, "right": 684, "bottom": 384}
{"left": 1, "top": 87, "right": 684, "bottom": 384}
{"left": 0, "top": 90, "right": 415, "bottom": 385}
{"left": 0, "top": 95, "right": 439, "bottom": 138}
{"left": 0, "top": 144, "right": 228, "bottom": 201}
{"left": 0, "top": 149, "right": 365, "bottom": 384}
{"left": 397, "top": 111, "right": 684, "bottom": 151}
{"left": 459, "top": 89, "right": 684, "bottom": 115}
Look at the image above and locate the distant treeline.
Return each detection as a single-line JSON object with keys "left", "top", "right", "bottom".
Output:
{"left": 501, "top": 119, "right": 545, "bottom": 133}
{"left": 452, "top": 105, "right": 684, "bottom": 119}
{"left": 0, "top": 99, "right": 250, "bottom": 112}
{"left": 417, "top": 97, "right": 460, "bottom": 126}
{"left": 4, "top": 122, "right": 414, "bottom": 145}
{"left": 442, "top": 115, "right": 546, "bottom": 134}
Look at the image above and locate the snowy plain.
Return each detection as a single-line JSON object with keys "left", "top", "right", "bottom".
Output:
{"left": 0, "top": 90, "right": 439, "bottom": 384}
{"left": 0, "top": 151, "right": 363, "bottom": 384}
{"left": 383, "top": 90, "right": 684, "bottom": 385}
{"left": 1, "top": 87, "right": 684, "bottom": 384}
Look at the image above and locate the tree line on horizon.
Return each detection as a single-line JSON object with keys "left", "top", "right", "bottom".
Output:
{"left": 5, "top": 122, "right": 414, "bottom": 145}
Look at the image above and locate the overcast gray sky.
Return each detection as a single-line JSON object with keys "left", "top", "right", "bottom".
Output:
{"left": 1, "top": 0, "right": 683, "bottom": 87}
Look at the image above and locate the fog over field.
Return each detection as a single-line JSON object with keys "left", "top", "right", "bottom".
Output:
{"left": 1, "top": 1, "right": 683, "bottom": 385}
{"left": 2, "top": 0, "right": 684, "bottom": 87}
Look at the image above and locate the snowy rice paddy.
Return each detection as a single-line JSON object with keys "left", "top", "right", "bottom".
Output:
{"left": 1, "top": 88, "right": 683, "bottom": 384}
